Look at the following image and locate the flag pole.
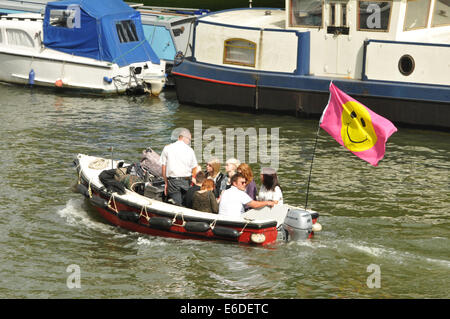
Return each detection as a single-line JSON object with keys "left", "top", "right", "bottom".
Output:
{"left": 304, "top": 124, "right": 321, "bottom": 210}
{"left": 304, "top": 81, "right": 332, "bottom": 210}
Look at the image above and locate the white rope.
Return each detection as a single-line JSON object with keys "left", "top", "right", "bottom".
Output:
{"left": 239, "top": 220, "right": 251, "bottom": 235}
{"left": 88, "top": 158, "right": 109, "bottom": 170}
{"left": 172, "top": 212, "right": 186, "bottom": 227}
{"left": 139, "top": 205, "right": 151, "bottom": 222}
{"left": 107, "top": 194, "right": 118, "bottom": 213}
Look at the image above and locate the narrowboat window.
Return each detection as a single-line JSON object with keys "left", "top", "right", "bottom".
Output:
{"left": 342, "top": 4, "right": 348, "bottom": 26}
{"left": 330, "top": 3, "right": 336, "bottom": 26}
{"left": 290, "top": 0, "right": 323, "bottom": 27}
{"left": 358, "top": 1, "right": 392, "bottom": 31}
{"left": 404, "top": 0, "right": 431, "bottom": 30}
{"left": 6, "top": 29, "right": 34, "bottom": 47}
{"left": 223, "top": 39, "right": 256, "bottom": 67}
{"left": 431, "top": 0, "right": 450, "bottom": 27}
{"left": 116, "top": 20, "right": 139, "bottom": 43}
{"left": 49, "top": 8, "right": 80, "bottom": 28}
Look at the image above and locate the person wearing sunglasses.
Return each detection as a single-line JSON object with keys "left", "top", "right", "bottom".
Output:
{"left": 218, "top": 173, "right": 275, "bottom": 218}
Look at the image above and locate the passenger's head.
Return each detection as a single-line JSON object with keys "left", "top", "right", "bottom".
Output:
{"left": 237, "top": 163, "right": 253, "bottom": 184}
{"left": 206, "top": 158, "right": 221, "bottom": 178}
{"left": 195, "top": 171, "right": 206, "bottom": 185}
{"left": 201, "top": 179, "right": 215, "bottom": 191}
{"left": 178, "top": 128, "right": 192, "bottom": 145}
{"left": 225, "top": 158, "right": 240, "bottom": 175}
{"left": 260, "top": 167, "right": 280, "bottom": 191}
{"left": 230, "top": 173, "right": 247, "bottom": 191}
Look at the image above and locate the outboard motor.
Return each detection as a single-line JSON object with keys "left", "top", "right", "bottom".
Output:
{"left": 281, "top": 208, "right": 315, "bottom": 241}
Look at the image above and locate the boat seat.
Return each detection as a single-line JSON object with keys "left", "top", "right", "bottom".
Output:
{"left": 242, "top": 204, "right": 290, "bottom": 228}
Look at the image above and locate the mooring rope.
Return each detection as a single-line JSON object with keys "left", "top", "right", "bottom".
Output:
{"left": 107, "top": 194, "right": 119, "bottom": 213}
{"left": 87, "top": 179, "right": 93, "bottom": 198}
{"left": 172, "top": 212, "right": 186, "bottom": 227}
{"left": 139, "top": 205, "right": 151, "bottom": 222}
{"left": 209, "top": 219, "right": 217, "bottom": 230}
{"left": 238, "top": 220, "right": 251, "bottom": 235}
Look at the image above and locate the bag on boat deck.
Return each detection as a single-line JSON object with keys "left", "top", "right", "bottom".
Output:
{"left": 140, "top": 147, "right": 162, "bottom": 178}
{"left": 99, "top": 169, "right": 126, "bottom": 195}
{"left": 113, "top": 166, "right": 144, "bottom": 194}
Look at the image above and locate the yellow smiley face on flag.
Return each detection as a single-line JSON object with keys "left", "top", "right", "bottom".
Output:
{"left": 340, "top": 101, "right": 377, "bottom": 152}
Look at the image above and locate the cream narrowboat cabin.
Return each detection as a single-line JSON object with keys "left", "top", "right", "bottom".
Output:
{"left": 173, "top": 0, "right": 450, "bottom": 129}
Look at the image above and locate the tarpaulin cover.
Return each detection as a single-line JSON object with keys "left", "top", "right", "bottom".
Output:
{"left": 43, "top": 0, "right": 160, "bottom": 67}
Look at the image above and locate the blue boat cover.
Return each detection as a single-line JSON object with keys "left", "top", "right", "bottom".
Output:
{"left": 43, "top": 0, "right": 160, "bottom": 67}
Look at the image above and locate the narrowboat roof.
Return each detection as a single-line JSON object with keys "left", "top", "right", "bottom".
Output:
{"left": 199, "top": 8, "right": 286, "bottom": 30}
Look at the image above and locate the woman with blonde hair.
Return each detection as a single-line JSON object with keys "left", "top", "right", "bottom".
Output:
{"left": 237, "top": 163, "right": 257, "bottom": 200}
{"left": 223, "top": 158, "right": 240, "bottom": 190}
{"left": 192, "top": 179, "right": 219, "bottom": 213}
{"left": 206, "top": 158, "right": 226, "bottom": 198}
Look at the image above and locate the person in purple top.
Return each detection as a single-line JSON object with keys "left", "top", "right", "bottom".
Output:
{"left": 237, "top": 163, "right": 257, "bottom": 200}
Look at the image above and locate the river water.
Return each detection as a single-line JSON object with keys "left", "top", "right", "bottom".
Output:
{"left": 0, "top": 83, "right": 448, "bottom": 299}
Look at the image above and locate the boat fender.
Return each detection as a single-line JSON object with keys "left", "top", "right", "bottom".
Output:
{"left": 89, "top": 195, "right": 109, "bottom": 209}
{"left": 55, "top": 79, "right": 63, "bottom": 87}
{"left": 28, "top": 69, "right": 35, "bottom": 85}
{"left": 212, "top": 226, "right": 240, "bottom": 239}
{"left": 103, "top": 76, "right": 113, "bottom": 84}
{"left": 148, "top": 217, "right": 172, "bottom": 230}
{"left": 76, "top": 183, "right": 90, "bottom": 197}
{"left": 118, "top": 211, "right": 140, "bottom": 223}
{"left": 312, "top": 222, "right": 322, "bottom": 232}
{"left": 185, "top": 221, "right": 210, "bottom": 233}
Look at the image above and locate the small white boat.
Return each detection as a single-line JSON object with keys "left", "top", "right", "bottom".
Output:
{"left": 0, "top": 0, "right": 166, "bottom": 95}
{"left": 0, "top": 0, "right": 211, "bottom": 87}
{"left": 74, "top": 153, "right": 322, "bottom": 246}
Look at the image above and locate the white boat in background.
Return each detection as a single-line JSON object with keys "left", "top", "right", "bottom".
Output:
{"left": 0, "top": 0, "right": 210, "bottom": 86}
{"left": 0, "top": 0, "right": 166, "bottom": 94}
{"left": 173, "top": 0, "right": 450, "bottom": 129}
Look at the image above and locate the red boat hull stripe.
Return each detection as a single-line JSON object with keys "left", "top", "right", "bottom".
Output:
{"left": 172, "top": 71, "right": 256, "bottom": 88}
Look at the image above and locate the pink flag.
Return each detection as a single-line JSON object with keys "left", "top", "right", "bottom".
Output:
{"left": 320, "top": 82, "right": 397, "bottom": 166}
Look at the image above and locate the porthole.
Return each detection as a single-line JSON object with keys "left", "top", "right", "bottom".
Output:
{"left": 398, "top": 54, "right": 415, "bottom": 76}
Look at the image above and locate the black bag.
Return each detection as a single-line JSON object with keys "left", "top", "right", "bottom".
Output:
{"left": 99, "top": 169, "right": 126, "bottom": 195}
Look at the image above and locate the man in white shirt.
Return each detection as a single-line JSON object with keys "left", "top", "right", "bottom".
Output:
{"left": 219, "top": 173, "right": 275, "bottom": 219}
{"left": 160, "top": 128, "right": 198, "bottom": 206}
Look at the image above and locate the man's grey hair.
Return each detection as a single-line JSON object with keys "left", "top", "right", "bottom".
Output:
{"left": 178, "top": 128, "right": 191, "bottom": 139}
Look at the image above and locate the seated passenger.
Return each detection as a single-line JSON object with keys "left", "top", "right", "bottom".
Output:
{"left": 257, "top": 167, "right": 283, "bottom": 205}
{"left": 192, "top": 179, "right": 219, "bottom": 214}
{"left": 218, "top": 173, "right": 275, "bottom": 219}
{"left": 237, "top": 163, "right": 257, "bottom": 200}
{"left": 223, "top": 158, "right": 240, "bottom": 190}
{"left": 206, "top": 158, "right": 226, "bottom": 198}
{"left": 183, "top": 171, "right": 206, "bottom": 208}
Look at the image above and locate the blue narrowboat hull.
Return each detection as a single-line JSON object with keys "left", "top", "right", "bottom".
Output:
{"left": 173, "top": 58, "right": 450, "bottom": 130}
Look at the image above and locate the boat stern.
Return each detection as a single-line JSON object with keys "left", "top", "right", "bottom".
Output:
{"left": 140, "top": 59, "right": 166, "bottom": 96}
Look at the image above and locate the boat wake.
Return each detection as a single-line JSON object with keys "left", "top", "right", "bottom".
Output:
{"left": 346, "top": 242, "right": 450, "bottom": 268}
{"left": 57, "top": 198, "right": 117, "bottom": 235}
{"left": 136, "top": 236, "right": 170, "bottom": 247}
